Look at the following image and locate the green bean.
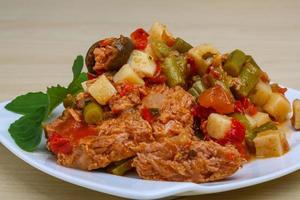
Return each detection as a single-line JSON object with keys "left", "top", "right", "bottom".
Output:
{"left": 224, "top": 49, "right": 246, "bottom": 77}
{"left": 151, "top": 40, "right": 171, "bottom": 59}
{"left": 176, "top": 55, "right": 187, "bottom": 78}
{"left": 234, "top": 56, "right": 261, "bottom": 97}
{"left": 83, "top": 102, "right": 104, "bottom": 124}
{"left": 172, "top": 37, "right": 193, "bottom": 53}
{"left": 162, "top": 55, "right": 185, "bottom": 87}
{"left": 107, "top": 158, "right": 133, "bottom": 176}
{"left": 253, "top": 122, "right": 277, "bottom": 134}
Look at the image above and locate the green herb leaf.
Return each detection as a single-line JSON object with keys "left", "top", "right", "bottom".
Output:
{"left": 8, "top": 107, "right": 47, "bottom": 152}
{"left": 67, "top": 72, "right": 87, "bottom": 94}
{"left": 5, "top": 92, "right": 48, "bottom": 115}
{"left": 47, "top": 85, "right": 68, "bottom": 114}
{"left": 72, "top": 55, "right": 84, "bottom": 81}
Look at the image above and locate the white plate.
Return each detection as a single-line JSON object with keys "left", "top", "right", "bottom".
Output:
{"left": 1, "top": 88, "right": 300, "bottom": 200}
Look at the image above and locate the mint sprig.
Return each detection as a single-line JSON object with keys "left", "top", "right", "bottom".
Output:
{"left": 5, "top": 55, "right": 87, "bottom": 151}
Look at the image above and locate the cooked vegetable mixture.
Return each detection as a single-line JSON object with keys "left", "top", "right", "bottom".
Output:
{"left": 6, "top": 22, "right": 298, "bottom": 183}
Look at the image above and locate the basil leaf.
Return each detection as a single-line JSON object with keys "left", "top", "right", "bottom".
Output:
{"left": 67, "top": 72, "right": 87, "bottom": 94}
{"left": 47, "top": 85, "right": 68, "bottom": 114}
{"left": 8, "top": 107, "right": 47, "bottom": 152}
{"left": 5, "top": 92, "right": 48, "bottom": 115}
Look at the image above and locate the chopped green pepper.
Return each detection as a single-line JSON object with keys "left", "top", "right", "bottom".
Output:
{"left": 188, "top": 79, "right": 206, "bottom": 98}
{"left": 83, "top": 102, "right": 104, "bottom": 124}
{"left": 172, "top": 37, "right": 193, "bottom": 53}
{"left": 106, "top": 158, "right": 133, "bottom": 176}
{"left": 151, "top": 40, "right": 171, "bottom": 59}
{"left": 176, "top": 55, "right": 188, "bottom": 78}
{"left": 230, "top": 113, "right": 256, "bottom": 149}
{"left": 224, "top": 49, "right": 246, "bottom": 77}
{"left": 234, "top": 56, "right": 261, "bottom": 97}
{"left": 162, "top": 55, "right": 185, "bottom": 87}
{"left": 253, "top": 121, "right": 278, "bottom": 133}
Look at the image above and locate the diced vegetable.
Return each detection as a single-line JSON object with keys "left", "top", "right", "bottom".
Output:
{"left": 149, "top": 22, "right": 174, "bottom": 44}
{"left": 234, "top": 56, "right": 261, "bottom": 97}
{"left": 81, "top": 80, "right": 88, "bottom": 92}
{"left": 172, "top": 37, "right": 193, "bottom": 53}
{"left": 198, "top": 84, "right": 234, "bottom": 114}
{"left": 83, "top": 102, "right": 104, "bottom": 124}
{"left": 130, "top": 28, "right": 149, "bottom": 50}
{"left": 88, "top": 75, "right": 117, "bottom": 105}
{"left": 151, "top": 40, "right": 171, "bottom": 59}
{"left": 253, "top": 130, "right": 289, "bottom": 158}
{"left": 223, "top": 49, "right": 246, "bottom": 77}
{"left": 188, "top": 44, "right": 220, "bottom": 75}
{"left": 127, "top": 50, "right": 156, "bottom": 78}
{"left": 270, "top": 83, "right": 287, "bottom": 94}
{"left": 106, "top": 158, "right": 133, "bottom": 176}
{"left": 249, "top": 80, "right": 272, "bottom": 106}
{"left": 113, "top": 64, "right": 145, "bottom": 85}
{"left": 162, "top": 55, "right": 185, "bottom": 87}
{"left": 263, "top": 93, "right": 291, "bottom": 122}
{"left": 291, "top": 99, "right": 300, "bottom": 130}
{"left": 188, "top": 79, "right": 206, "bottom": 98}
{"left": 253, "top": 121, "right": 277, "bottom": 134}
{"left": 251, "top": 112, "right": 271, "bottom": 128}
{"left": 230, "top": 113, "right": 255, "bottom": 148}
{"left": 206, "top": 113, "right": 232, "bottom": 139}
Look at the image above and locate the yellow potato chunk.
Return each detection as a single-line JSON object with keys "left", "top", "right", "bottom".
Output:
{"left": 250, "top": 80, "right": 272, "bottom": 106}
{"left": 263, "top": 93, "right": 291, "bottom": 122}
{"left": 206, "top": 113, "right": 232, "bottom": 139}
{"left": 128, "top": 50, "right": 156, "bottom": 78}
{"left": 254, "top": 130, "right": 289, "bottom": 158}
{"left": 248, "top": 112, "right": 271, "bottom": 128}
{"left": 149, "top": 22, "right": 173, "bottom": 42}
{"left": 88, "top": 75, "right": 117, "bottom": 105}
{"left": 113, "top": 64, "right": 145, "bottom": 85}
{"left": 291, "top": 99, "right": 300, "bottom": 130}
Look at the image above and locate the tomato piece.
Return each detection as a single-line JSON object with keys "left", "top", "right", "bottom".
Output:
{"left": 130, "top": 28, "right": 149, "bottom": 50}
{"left": 141, "top": 107, "right": 155, "bottom": 123}
{"left": 217, "top": 119, "right": 245, "bottom": 145}
{"left": 234, "top": 97, "right": 257, "bottom": 116}
{"left": 198, "top": 85, "right": 234, "bottom": 114}
{"left": 145, "top": 64, "right": 167, "bottom": 85}
{"left": 48, "top": 133, "right": 73, "bottom": 154}
{"left": 87, "top": 72, "right": 97, "bottom": 80}
{"left": 191, "top": 104, "right": 215, "bottom": 119}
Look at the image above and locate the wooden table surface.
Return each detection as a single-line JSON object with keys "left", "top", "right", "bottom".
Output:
{"left": 1, "top": 0, "right": 300, "bottom": 199}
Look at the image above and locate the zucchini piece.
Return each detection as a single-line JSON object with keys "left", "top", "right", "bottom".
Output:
{"left": 162, "top": 55, "right": 185, "bottom": 87}
{"left": 150, "top": 39, "right": 171, "bottom": 59}
{"left": 172, "top": 37, "right": 193, "bottom": 53}
{"left": 223, "top": 49, "right": 246, "bottom": 77}
{"left": 188, "top": 79, "right": 206, "bottom": 98}
{"left": 88, "top": 75, "right": 117, "bottom": 105}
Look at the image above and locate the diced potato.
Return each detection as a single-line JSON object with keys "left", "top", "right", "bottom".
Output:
{"left": 81, "top": 80, "right": 88, "bottom": 92}
{"left": 113, "top": 64, "right": 145, "bottom": 85}
{"left": 263, "top": 93, "right": 291, "bottom": 122}
{"left": 206, "top": 113, "right": 232, "bottom": 139}
{"left": 291, "top": 99, "right": 300, "bottom": 130}
{"left": 250, "top": 80, "right": 272, "bottom": 106}
{"left": 253, "top": 112, "right": 271, "bottom": 127}
{"left": 245, "top": 114, "right": 256, "bottom": 128}
{"left": 149, "top": 22, "right": 173, "bottom": 42}
{"left": 253, "top": 130, "right": 289, "bottom": 158}
{"left": 88, "top": 75, "right": 117, "bottom": 105}
{"left": 128, "top": 50, "right": 156, "bottom": 78}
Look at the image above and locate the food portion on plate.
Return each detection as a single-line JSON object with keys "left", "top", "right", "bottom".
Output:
{"left": 5, "top": 22, "right": 300, "bottom": 183}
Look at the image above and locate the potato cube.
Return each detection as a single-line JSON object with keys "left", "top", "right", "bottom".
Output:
{"left": 88, "top": 75, "right": 117, "bottom": 105}
{"left": 263, "top": 93, "right": 291, "bottom": 122}
{"left": 113, "top": 64, "right": 145, "bottom": 85}
{"left": 254, "top": 130, "right": 289, "bottom": 158}
{"left": 206, "top": 113, "right": 232, "bottom": 139}
{"left": 248, "top": 112, "right": 271, "bottom": 128}
{"left": 291, "top": 99, "right": 300, "bottom": 130}
{"left": 128, "top": 50, "right": 156, "bottom": 78}
{"left": 250, "top": 80, "right": 272, "bottom": 106}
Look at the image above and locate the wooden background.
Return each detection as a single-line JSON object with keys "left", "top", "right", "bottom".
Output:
{"left": 1, "top": 0, "right": 300, "bottom": 199}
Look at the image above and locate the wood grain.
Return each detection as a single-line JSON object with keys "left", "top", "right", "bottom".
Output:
{"left": 1, "top": 0, "right": 300, "bottom": 199}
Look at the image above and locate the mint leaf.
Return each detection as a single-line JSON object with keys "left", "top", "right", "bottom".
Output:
{"left": 8, "top": 107, "right": 47, "bottom": 152}
{"left": 5, "top": 92, "right": 48, "bottom": 115}
{"left": 72, "top": 55, "right": 84, "bottom": 81}
{"left": 47, "top": 85, "right": 68, "bottom": 114}
{"left": 67, "top": 72, "right": 87, "bottom": 94}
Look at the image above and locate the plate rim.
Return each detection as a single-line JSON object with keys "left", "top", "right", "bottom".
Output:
{"left": 1, "top": 87, "right": 300, "bottom": 199}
